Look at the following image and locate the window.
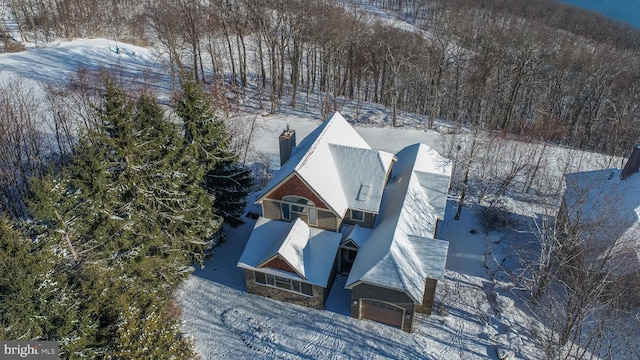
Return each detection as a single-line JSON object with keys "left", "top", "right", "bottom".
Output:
{"left": 281, "top": 203, "right": 290, "bottom": 219}
{"left": 275, "top": 276, "right": 292, "bottom": 290}
{"left": 301, "top": 282, "right": 313, "bottom": 296}
{"left": 291, "top": 204, "right": 306, "bottom": 214}
{"left": 283, "top": 196, "right": 314, "bottom": 206}
{"left": 254, "top": 271, "right": 313, "bottom": 296}
{"left": 350, "top": 209, "right": 365, "bottom": 222}
{"left": 282, "top": 196, "right": 315, "bottom": 216}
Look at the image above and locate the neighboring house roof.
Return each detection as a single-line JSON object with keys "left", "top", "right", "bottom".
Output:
{"left": 256, "top": 112, "right": 395, "bottom": 216}
{"left": 238, "top": 217, "right": 341, "bottom": 287}
{"left": 345, "top": 143, "right": 452, "bottom": 304}
{"left": 564, "top": 168, "right": 640, "bottom": 275}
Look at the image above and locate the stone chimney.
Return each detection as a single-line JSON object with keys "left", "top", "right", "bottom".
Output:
{"left": 620, "top": 144, "right": 640, "bottom": 180}
{"left": 279, "top": 125, "right": 296, "bottom": 166}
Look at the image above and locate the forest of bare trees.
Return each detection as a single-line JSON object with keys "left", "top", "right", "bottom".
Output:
{"left": 3, "top": 0, "right": 640, "bottom": 156}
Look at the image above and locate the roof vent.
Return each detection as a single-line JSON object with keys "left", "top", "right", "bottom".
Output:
{"left": 620, "top": 144, "right": 640, "bottom": 180}
{"left": 357, "top": 184, "right": 371, "bottom": 201}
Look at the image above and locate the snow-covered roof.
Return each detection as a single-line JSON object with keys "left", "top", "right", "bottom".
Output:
{"left": 238, "top": 217, "right": 341, "bottom": 287}
{"left": 341, "top": 224, "right": 372, "bottom": 248}
{"left": 257, "top": 112, "right": 395, "bottom": 216}
{"left": 330, "top": 144, "right": 395, "bottom": 212}
{"left": 256, "top": 217, "right": 310, "bottom": 278}
{"left": 564, "top": 168, "right": 640, "bottom": 274}
{"left": 346, "top": 143, "right": 452, "bottom": 303}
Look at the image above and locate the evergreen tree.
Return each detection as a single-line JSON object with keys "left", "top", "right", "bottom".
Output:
{"left": 110, "top": 289, "right": 194, "bottom": 360}
{"left": 31, "top": 81, "right": 220, "bottom": 272}
{"left": 25, "top": 80, "right": 223, "bottom": 358}
{"left": 0, "top": 217, "right": 83, "bottom": 352}
{"left": 175, "top": 76, "right": 251, "bottom": 228}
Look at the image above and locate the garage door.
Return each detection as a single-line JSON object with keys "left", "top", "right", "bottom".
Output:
{"left": 360, "top": 299, "right": 405, "bottom": 329}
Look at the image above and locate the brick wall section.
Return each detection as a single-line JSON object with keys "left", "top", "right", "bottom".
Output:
{"left": 350, "top": 283, "right": 416, "bottom": 332}
{"left": 266, "top": 174, "right": 328, "bottom": 209}
{"left": 261, "top": 256, "right": 297, "bottom": 274}
{"left": 416, "top": 278, "right": 437, "bottom": 315}
{"left": 244, "top": 270, "right": 326, "bottom": 309}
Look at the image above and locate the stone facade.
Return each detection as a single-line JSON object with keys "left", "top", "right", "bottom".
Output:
{"left": 244, "top": 270, "right": 326, "bottom": 309}
{"left": 416, "top": 278, "right": 438, "bottom": 315}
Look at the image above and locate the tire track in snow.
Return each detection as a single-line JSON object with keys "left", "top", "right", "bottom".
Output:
{"left": 220, "top": 308, "right": 278, "bottom": 356}
{"left": 220, "top": 307, "right": 304, "bottom": 359}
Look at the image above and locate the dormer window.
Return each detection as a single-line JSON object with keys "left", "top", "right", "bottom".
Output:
{"left": 350, "top": 209, "right": 365, "bottom": 222}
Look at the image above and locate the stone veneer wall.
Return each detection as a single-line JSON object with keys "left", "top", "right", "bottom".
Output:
{"left": 244, "top": 270, "right": 325, "bottom": 309}
{"left": 416, "top": 278, "right": 437, "bottom": 315}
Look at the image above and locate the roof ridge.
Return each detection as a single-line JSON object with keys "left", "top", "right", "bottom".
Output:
{"left": 277, "top": 218, "right": 308, "bottom": 278}
{"left": 388, "top": 248, "right": 422, "bottom": 303}
{"left": 278, "top": 218, "right": 308, "bottom": 253}
{"left": 297, "top": 112, "right": 342, "bottom": 170}
{"left": 328, "top": 143, "right": 370, "bottom": 151}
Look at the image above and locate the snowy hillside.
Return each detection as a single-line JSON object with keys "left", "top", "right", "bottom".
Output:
{"left": 0, "top": 39, "right": 533, "bottom": 359}
{"left": 1, "top": 30, "right": 638, "bottom": 360}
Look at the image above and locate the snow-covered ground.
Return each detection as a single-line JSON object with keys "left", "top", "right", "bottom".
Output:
{"left": 0, "top": 39, "right": 534, "bottom": 359}
{"left": 177, "top": 111, "right": 543, "bottom": 359}
{"left": 178, "top": 194, "right": 532, "bottom": 359}
{"left": 2, "top": 34, "right": 635, "bottom": 360}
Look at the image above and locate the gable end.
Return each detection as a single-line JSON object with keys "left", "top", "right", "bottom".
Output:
{"left": 259, "top": 255, "right": 303, "bottom": 278}
{"left": 265, "top": 173, "right": 331, "bottom": 210}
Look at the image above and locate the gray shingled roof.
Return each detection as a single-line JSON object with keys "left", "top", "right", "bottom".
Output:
{"left": 238, "top": 217, "right": 341, "bottom": 287}
{"left": 345, "top": 143, "right": 452, "bottom": 303}
{"left": 256, "top": 112, "right": 394, "bottom": 217}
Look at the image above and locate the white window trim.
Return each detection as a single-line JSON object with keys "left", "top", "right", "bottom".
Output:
{"left": 291, "top": 204, "right": 306, "bottom": 214}
{"left": 282, "top": 196, "right": 315, "bottom": 216}
{"left": 308, "top": 208, "right": 318, "bottom": 226}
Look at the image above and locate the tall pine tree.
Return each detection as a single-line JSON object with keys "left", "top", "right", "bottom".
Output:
{"left": 31, "top": 81, "right": 220, "bottom": 271}
{"left": 175, "top": 76, "right": 252, "bottom": 228}
{"left": 0, "top": 217, "right": 77, "bottom": 343}
{"left": 26, "top": 80, "right": 222, "bottom": 358}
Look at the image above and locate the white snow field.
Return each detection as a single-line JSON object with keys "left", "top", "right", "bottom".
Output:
{"left": 2, "top": 36, "right": 634, "bottom": 360}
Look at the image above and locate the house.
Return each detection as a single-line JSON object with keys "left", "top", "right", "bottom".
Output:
{"left": 237, "top": 112, "right": 452, "bottom": 332}
{"left": 558, "top": 145, "right": 640, "bottom": 284}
